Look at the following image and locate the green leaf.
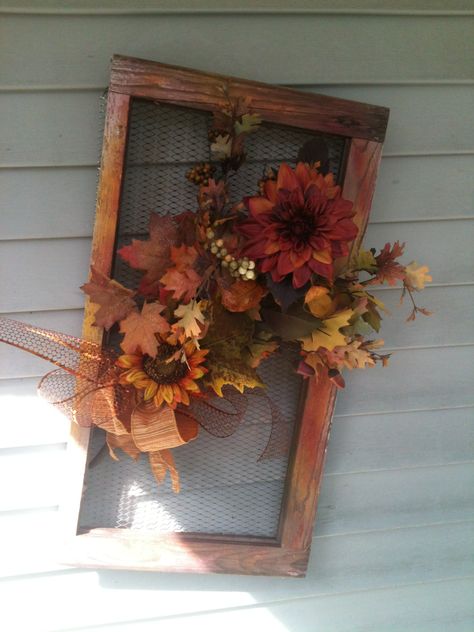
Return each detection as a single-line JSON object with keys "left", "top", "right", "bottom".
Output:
{"left": 351, "top": 249, "right": 377, "bottom": 272}
{"left": 261, "top": 307, "right": 323, "bottom": 341}
{"left": 234, "top": 113, "right": 261, "bottom": 135}
{"left": 362, "top": 301, "right": 382, "bottom": 332}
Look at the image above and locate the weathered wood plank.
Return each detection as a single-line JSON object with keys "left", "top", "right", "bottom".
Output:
{"left": 1, "top": 155, "right": 473, "bottom": 240}
{"left": 1, "top": 15, "right": 473, "bottom": 87}
{"left": 2, "top": 87, "right": 473, "bottom": 167}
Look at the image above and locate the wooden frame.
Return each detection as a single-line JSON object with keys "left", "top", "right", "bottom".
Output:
{"left": 60, "top": 55, "right": 389, "bottom": 576}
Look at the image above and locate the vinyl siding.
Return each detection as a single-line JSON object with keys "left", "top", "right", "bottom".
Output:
{"left": 0, "top": 3, "right": 473, "bottom": 631}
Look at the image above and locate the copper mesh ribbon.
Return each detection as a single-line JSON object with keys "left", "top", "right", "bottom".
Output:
{"left": 0, "top": 317, "right": 291, "bottom": 458}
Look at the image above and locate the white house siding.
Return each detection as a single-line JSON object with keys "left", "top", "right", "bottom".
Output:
{"left": 1, "top": 2, "right": 473, "bottom": 630}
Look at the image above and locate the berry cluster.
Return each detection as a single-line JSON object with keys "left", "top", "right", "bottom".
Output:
{"left": 205, "top": 228, "right": 256, "bottom": 281}
{"left": 186, "top": 162, "right": 215, "bottom": 186}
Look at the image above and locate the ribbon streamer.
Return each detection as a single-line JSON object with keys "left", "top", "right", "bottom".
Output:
{"left": 0, "top": 317, "right": 291, "bottom": 490}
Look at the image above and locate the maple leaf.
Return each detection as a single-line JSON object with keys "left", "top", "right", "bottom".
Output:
{"left": 80, "top": 266, "right": 136, "bottom": 330}
{"left": 211, "top": 134, "right": 232, "bottom": 160}
{"left": 118, "top": 213, "right": 179, "bottom": 296}
{"left": 299, "top": 309, "right": 353, "bottom": 352}
{"left": 170, "top": 244, "right": 198, "bottom": 272}
{"left": 404, "top": 261, "right": 432, "bottom": 290}
{"left": 370, "top": 241, "right": 406, "bottom": 286}
{"left": 119, "top": 302, "right": 170, "bottom": 357}
{"left": 234, "top": 112, "right": 261, "bottom": 135}
{"left": 219, "top": 279, "right": 267, "bottom": 313}
{"left": 205, "top": 360, "right": 264, "bottom": 397}
{"left": 174, "top": 300, "right": 207, "bottom": 338}
{"left": 160, "top": 267, "right": 202, "bottom": 303}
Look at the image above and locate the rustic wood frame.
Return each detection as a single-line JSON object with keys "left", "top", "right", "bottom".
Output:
{"left": 60, "top": 55, "right": 389, "bottom": 576}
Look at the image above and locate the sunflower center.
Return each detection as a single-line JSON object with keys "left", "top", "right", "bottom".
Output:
{"left": 142, "top": 344, "right": 188, "bottom": 385}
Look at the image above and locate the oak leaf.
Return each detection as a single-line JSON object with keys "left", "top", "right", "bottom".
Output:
{"left": 80, "top": 266, "right": 136, "bottom": 330}
{"left": 234, "top": 112, "right": 262, "bottom": 135}
{"left": 371, "top": 241, "right": 406, "bottom": 286}
{"left": 404, "top": 261, "right": 432, "bottom": 290}
{"left": 118, "top": 213, "right": 179, "bottom": 296}
{"left": 119, "top": 302, "right": 170, "bottom": 357}
{"left": 174, "top": 300, "right": 207, "bottom": 338}
{"left": 299, "top": 309, "right": 353, "bottom": 352}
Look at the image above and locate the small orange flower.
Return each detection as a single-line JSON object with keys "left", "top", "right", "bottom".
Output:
{"left": 117, "top": 341, "right": 208, "bottom": 409}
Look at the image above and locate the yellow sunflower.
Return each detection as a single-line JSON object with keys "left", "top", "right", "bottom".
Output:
{"left": 117, "top": 341, "right": 208, "bottom": 409}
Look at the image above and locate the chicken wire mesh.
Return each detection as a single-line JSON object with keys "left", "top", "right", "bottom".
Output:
{"left": 78, "top": 97, "right": 347, "bottom": 537}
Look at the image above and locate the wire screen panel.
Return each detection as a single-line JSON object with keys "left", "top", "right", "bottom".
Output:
{"left": 78, "top": 98, "right": 347, "bottom": 538}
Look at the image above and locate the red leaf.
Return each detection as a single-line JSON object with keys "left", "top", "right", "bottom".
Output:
{"left": 80, "top": 266, "right": 136, "bottom": 330}
{"left": 371, "top": 241, "right": 406, "bottom": 286}
{"left": 119, "top": 302, "right": 170, "bottom": 357}
{"left": 118, "top": 213, "right": 179, "bottom": 296}
{"left": 160, "top": 268, "right": 202, "bottom": 303}
{"left": 170, "top": 244, "right": 198, "bottom": 272}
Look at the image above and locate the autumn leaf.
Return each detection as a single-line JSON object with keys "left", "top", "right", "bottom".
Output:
{"left": 244, "top": 331, "right": 279, "bottom": 368}
{"left": 160, "top": 267, "right": 202, "bottom": 303}
{"left": 206, "top": 360, "right": 264, "bottom": 397}
{"left": 304, "top": 286, "right": 333, "bottom": 319}
{"left": 119, "top": 302, "right": 170, "bottom": 357}
{"left": 219, "top": 279, "right": 267, "bottom": 313}
{"left": 370, "top": 241, "right": 406, "bottom": 286}
{"left": 351, "top": 249, "right": 377, "bottom": 273}
{"left": 326, "top": 340, "right": 376, "bottom": 370}
{"left": 299, "top": 309, "right": 353, "bottom": 352}
{"left": 210, "top": 134, "right": 232, "bottom": 160}
{"left": 404, "top": 261, "right": 432, "bottom": 290}
{"left": 261, "top": 307, "right": 323, "bottom": 341}
{"left": 80, "top": 266, "right": 136, "bottom": 330}
{"left": 170, "top": 244, "right": 198, "bottom": 272}
{"left": 234, "top": 112, "right": 261, "bottom": 135}
{"left": 118, "top": 213, "right": 179, "bottom": 296}
{"left": 174, "top": 300, "right": 207, "bottom": 338}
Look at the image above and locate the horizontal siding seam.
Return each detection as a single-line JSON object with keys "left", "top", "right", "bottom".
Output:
{"left": 48, "top": 576, "right": 474, "bottom": 631}
{"left": 334, "top": 403, "right": 474, "bottom": 419}
{"left": 2, "top": 7, "right": 474, "bottom": 16}
{"left": 2, "top": 215, "right": 473, "bottom": 243}
{"left": 313, "top": 517, "right": 474, "bottom": 539}
{"left": 3, "top": 151, "right": 474, "bottom": 170}
{"left": 323, "top": 459, "right": 474, "bottom": 478}
{"left": 2, "top": 79, "right": 474, "bottom": 92}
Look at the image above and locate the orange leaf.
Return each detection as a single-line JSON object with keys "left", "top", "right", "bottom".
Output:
{"left": 170, "top": 244, "right": 198, "bottom": 272}
{"left": 80, "top": 266, "right": 136, "bottom": 330}
{"left": 118, "top": 213, "right": 179, "bottom": 295}
{"left": 220, "top": 279, "right": 267, "bottom": 313}
{"left": 160, "top": 268, "right": 202, "bottom": 303}
{"left": 120, "top": 302, "right": 170, "bottom": 357}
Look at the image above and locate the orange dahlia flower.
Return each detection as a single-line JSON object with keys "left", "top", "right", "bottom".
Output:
{"left": 238, "top": 162, "right": 358, "bottom": 288}
{"left": 117, "top": 341, "right": 208, "bottom": 409}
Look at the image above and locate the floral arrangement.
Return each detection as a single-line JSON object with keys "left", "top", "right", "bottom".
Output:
{"left": 76, "top": 97, "right": 432, "bottom": 487}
